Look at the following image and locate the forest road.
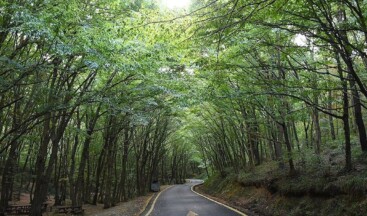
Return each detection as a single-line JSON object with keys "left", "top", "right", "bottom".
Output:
{"left": 148, "top": 179, "right": 244, "bottom": 216}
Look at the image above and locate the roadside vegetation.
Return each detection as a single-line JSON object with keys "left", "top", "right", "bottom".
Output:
{"left": 0, "top": 1, "right": 197, "bottom": 215}
{"left": 199, "top": 154, "right": 367, "bottom": 216}
{"left": 186, "top": 0, "right": 367, "bottom": 215}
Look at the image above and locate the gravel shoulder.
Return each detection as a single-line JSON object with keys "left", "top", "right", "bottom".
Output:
{"left": 85, "top": 185, "right": 171, "bottom": 216}
{"left": 84, "top": 194, "right": 153, "bottom": 216}
{"left": 9, "top": 186, "right": 171, "bottom": 216}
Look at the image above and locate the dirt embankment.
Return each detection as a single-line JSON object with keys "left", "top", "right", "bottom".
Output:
{"left": 196, "top": 164, "right": 367, "bottom": 216}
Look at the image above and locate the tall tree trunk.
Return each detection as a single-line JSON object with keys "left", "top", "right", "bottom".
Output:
{"left": 0, "top": 143, "right": 18, "bottom": 214}
{"left": 281, "top": 122, "right": 295, "bottom": 174}
{"left": 250, "top": 109, "right": 261, "bottom": 165}
{"left": 69, "top": 110, "right": 81, "bottom": 206}
{"left": 342, "top": 82, "right": 352, "bottom": 171}
{"left": 328, "top": 91, "right": 337, "bottom": 140}
{"left": 92, "top": 143, "right": 107, "bottom": 205}
{"left": 75, "top": 106, "right": 101, "bottom": 205}
{"left": 336, "top": 53, "right": 352, "bottom": 171}
{"left": 312, "top": 107, "right": 322, "bottom": 154}
{"left": 103, "top": 116, "right": 118, "bottom": 208}
{"left": 30, "top": 113, "right": 51, "bottom": 216}
{"left": 0, "top": 89, "right": 20, "bottom": 214}
{"left": 118, "top": 126, "right": 131, "bottom": 201}
{"left": 310, "top": 39, "right": 322, "bottom": 154}
{"left": 349, "top": 75, "right": 367, "bottom": 152}
{"left": 273, "top": 122, "right": 284, "bottom": 168}
{"left": 303, "top": 119, "right": 310, "bottom": 148}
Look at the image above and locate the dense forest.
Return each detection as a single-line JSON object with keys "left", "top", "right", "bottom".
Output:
{"left": 1, "top": 0, "right": 367, "bottom": 215}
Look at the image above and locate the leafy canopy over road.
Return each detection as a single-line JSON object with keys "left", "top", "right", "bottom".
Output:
{"left": 1, "top": 0, "right": 367, "bottom": 215}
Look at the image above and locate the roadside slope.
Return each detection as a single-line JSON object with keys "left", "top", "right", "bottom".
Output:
{"left": 195, "top": 163, "right": 367, "bottom": 216}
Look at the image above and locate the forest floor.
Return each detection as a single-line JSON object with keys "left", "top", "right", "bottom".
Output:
{"left": 84, "top": 194, "right": 152, "bottom": 216}
{"left": 10, "top": 185, "right": 171, "bottom": 216}
{"left": 196, "top": 151, "right": 367, "bottom": 216}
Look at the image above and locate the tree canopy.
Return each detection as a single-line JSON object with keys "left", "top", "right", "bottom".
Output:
{"left": 1, "top": 0, "right": 367, "bottom": 215}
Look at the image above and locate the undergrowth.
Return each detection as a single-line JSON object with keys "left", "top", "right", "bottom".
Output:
{"left": 200, "top": 146, "right": 367, "bottom": 216}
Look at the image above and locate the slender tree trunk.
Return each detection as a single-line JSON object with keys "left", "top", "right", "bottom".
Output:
{"left": 349, "top": 75, "right": 367, "bottom": 152}
{"left": 0, "top": 91, "right": 20, "bottom": 214}
{"left": 292, "top": 121, "right": 300, "bottom": 151}
{"left": 281, "top": 122, "right": 295, "bottom": 174}
{"left": 119, "top": 126, "right": 131, "bottom": 201}
{"left": 342, "top": 84, "right": 352, "bottom": 171}
{"left": 336, "top": 53, "right": 352, "bottom": 171}
{"left": 251, "top": 112, "right": 261, "bottom": 165}
{"left": 103, "top": 116, "right": 118, "bottom": 208}
{"left": 75, "top": 106, "right": 101, "bottom": 205}
{"left": 312, "top": 108, "right": 322, "bottom": 154}
{"left": 273, "top": 122, "right": 284, "bottom": 168}
{"left": 54, "top": 150, "right": 61, "bottom": 206}
{"left": 303, "top": 120, "right": 310, "bottom": 148}
{"left": 30, "top": 113, "right": 51, "bottom": 216}
{"left": 310, "top": 41, "right": 322, "bottom": 154}
{"left": 69, "top": 110, "right": 81, "bottom": 206}
{"left": 0, "top": 143, "right": 18, "bottom": 214}
{"left": 328, "top": 91, "right": 337, "bottom": 140}
{"left": 92, "top": 143, "right": 107, "bottom": 205}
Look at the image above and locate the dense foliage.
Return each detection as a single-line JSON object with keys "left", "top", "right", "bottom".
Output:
{"left": 0, "top": 1, "right": 196, "bottom": 215}
{"left": 188, "top": 0, "right": 367, "bottom": 175}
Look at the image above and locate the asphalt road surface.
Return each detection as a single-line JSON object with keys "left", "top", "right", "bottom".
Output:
{"left": 149, "top": 179, "right": 243, "bottom": 216}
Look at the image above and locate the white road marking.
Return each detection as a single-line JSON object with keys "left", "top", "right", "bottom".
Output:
{"left": 187, "top": 210, "right": 199, "bottom": 216}
{"left": 143, "top": 180, "right": 246, "bottom": 216}
{"left": 190, "top": 184, "right": 247, "bottom": 216}
{"left": 144, "top": 185, "right": 174, "bottom": 216}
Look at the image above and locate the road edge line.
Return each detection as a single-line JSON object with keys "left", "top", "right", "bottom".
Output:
{"left": 190, "top": 184, "right": 247, "bottom": 216}
{"left": 137, "top": 194, "right": 154, "bottom": 216}
{"left": 142, "top": 185, "right": 174, "bottom": 216}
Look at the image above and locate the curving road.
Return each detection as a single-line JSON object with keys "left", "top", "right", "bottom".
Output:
{"left": 148, "top": 179, "right": 244, "bottom": 216}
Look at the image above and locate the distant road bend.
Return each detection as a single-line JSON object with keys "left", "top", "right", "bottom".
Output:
{"left": 146, "top": 179, "right": 245, "bottom": 216}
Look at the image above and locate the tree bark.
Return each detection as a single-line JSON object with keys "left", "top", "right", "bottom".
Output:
{"left": 349, "top": 75, "right": 367, "bottom": 152}
{"left": 328, "top": 91, "right": 336, "bottom": 140}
